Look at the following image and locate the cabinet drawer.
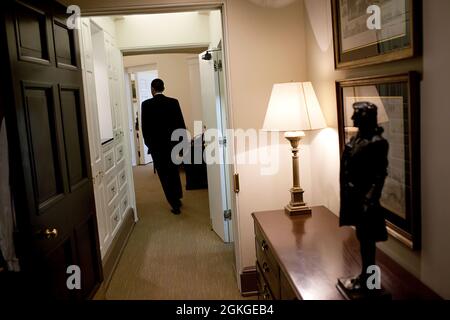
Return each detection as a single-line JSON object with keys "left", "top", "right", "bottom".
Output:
{"left": 106, "top": 177, "right": 118, "bottom": 204}
{"left": 255, "top": 225, "right": 280, "bottom": 299}
{"left": 118, "top": 168, "right": 127, "bottom": 191}
{"left": 110, "top": 206, "right": 121, "bottom": 235}
{"left": 120, "top": 192, "right": 129, "bottom": 218}
{"left": 116, "top": 144, "right": 124, "bottom": 163}
{"left": 257, "top": 263, "right": 273, "bottom": 301}
{"left": 104, "top": 148, "right": 115, "bottom": 173}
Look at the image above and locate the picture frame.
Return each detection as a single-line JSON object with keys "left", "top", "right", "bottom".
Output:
{"left": 336, "top": 72, "right": 421, "bottom": 250}
{"left": 331, "top": 0, "right": 420, "bottom": 69}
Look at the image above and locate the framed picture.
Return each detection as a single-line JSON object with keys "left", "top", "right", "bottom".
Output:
{"left": 336, "top": 72, "right": 421, "bottom": 249}
{"left": 332, "top": 0, "right": 420, "bottom": 69}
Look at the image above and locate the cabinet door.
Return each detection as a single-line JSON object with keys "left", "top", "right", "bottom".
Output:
{"left": 79, "top": 18, "right": 109, "bottom": 257}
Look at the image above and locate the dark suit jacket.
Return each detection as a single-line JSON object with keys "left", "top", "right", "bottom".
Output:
{"left": 141, "top": 94, "right": 186, "bottom": 164}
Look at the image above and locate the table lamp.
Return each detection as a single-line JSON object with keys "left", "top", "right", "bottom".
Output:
{"left": 263, "top": 82, "right": 327, "bottom": 215}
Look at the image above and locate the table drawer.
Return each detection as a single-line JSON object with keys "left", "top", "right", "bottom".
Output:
{"left": 257, "top": 263, "right": 273, "bottom": 300}
{"left": 255, "top": 225, "right": 280, "bottom": 299}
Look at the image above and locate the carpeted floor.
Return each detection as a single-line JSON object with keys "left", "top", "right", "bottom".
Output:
{"left": 105, "top": 164, "right": 247, "bottom": 300}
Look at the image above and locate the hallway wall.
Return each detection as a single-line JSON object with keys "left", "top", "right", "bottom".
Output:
{"left": 114, "top": 12, "right": 210, "bottom": 50}
{"left": 225, "top": 0, "right": 309, "bottom": 275}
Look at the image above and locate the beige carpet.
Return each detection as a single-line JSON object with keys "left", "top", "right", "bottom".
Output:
{"left": 105, "top": 164, "right": 247, "bottom": 300}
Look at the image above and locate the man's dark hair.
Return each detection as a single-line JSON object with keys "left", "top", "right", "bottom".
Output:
{"left": 151, "top": 78, "right": 165, "bottom": 93}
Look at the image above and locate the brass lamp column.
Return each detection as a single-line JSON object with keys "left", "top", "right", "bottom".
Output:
{"left": 262, "top": 82, "right": 327, "bottom": 216}
{"left": 285, "top": 132, "right": 311, "bottom": 215}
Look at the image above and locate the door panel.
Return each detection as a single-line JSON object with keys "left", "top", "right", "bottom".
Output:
{"left": 23, "top": 83, "right": 65, "bottom": 208}
{"left": 59, "top": 87, "right": 88, "bottom": 188}
{"left": 3, "top": 0, "right": 102, "bottom": 299}
{"left": 15, "top": 1, "right": 50, "bottom": 63}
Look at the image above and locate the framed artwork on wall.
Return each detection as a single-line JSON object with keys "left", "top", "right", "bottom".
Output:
{"left": 331, "top": 0, "right": 420, "bottom": 69}
{"left": 336, "top": 72, "right": 421, "bottom": 250}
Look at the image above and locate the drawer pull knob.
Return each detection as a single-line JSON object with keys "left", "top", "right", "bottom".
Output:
{"left": 262, "top": 262, "right": 270, "bottom": 273}
{"left": 261, "top": 240, "right": 269, "bottom": 251}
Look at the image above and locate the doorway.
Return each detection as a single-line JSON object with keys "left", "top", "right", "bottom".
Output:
{"left": 79, "top": 9, "right": 239, "bottom": 298}
{"left": 125, "top": 65, "right": 158, "bottom": 166}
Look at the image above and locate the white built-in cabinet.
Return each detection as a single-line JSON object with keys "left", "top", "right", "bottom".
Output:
{"left": 79, "top": 18, "right": 137, "bottom": 258}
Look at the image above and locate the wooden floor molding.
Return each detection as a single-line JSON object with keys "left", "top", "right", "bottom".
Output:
{"left": 93, "top": 209, "right": 135, "bottom": 300}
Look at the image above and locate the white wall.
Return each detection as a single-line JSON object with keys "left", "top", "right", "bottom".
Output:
{"left": 304, "top": 0, "right": 450, "bottom": 299}
{"left": 420, "top": 0, "right": 450, "bottom": 299}
{"left": 115, "top": 12, "right": 210, "bottom": 50}
{"left": 208, "top": 10, "right": 222, "bottom": 49}
{"left": 226, "top": 0, "right": 308, "bottom": 270}
{"left": 123, "top": 53, "right": 201, "bottom": 134}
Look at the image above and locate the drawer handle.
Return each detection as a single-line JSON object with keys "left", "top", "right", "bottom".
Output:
{"left": 114, "top": 215, "right": 119, "bottom": 222}
{"left": 262, "top": 286, "right": 271, "bottom": 300}
{"left": 111, "top": 186, "right": 116, "bottom": 193}
{"left": 262, "top": 262, "right": 270, "bottom": 273}
{"left": 261, "top": 240, "right": 269, "bottom": 251}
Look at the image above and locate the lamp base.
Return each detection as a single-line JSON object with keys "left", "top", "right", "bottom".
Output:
{"left": 285, "top": 205, "right": 312, "bottom": 216}
{"left": 285, "top": 187, "right": 312, "bottom": 216}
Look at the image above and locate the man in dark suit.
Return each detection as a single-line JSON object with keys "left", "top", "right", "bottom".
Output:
{"left": 141, "top": 79, "right": 187, "bottom": 215}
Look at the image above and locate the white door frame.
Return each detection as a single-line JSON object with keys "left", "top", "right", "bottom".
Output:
{"left": 80, "top": 2, "right": 242, "bottom": 290}
{"left": 126, "top": 64, "right": 158, "bottom": 165}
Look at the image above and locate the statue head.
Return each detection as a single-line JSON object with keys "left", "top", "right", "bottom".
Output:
{"left": 351, "top": 101, "right": 379, "bottom": 133}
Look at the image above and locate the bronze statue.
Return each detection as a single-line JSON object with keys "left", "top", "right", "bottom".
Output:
{"left": 338, "top": 102, "right": 389, "bottom": 298}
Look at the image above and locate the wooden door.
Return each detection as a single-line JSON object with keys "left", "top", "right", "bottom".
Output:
{"left": 1, "top": 0, "right": 102, "bottom": 299}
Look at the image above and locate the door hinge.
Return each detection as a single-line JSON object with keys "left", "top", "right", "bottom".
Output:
{"left": 224, "top": 209, "right": 232, "bottom": 221}
{"left": 219, "top": 137, "right": 227, "bottom": 146}
{"left": 233, "top": 173, "right": 240, "bottom": 194}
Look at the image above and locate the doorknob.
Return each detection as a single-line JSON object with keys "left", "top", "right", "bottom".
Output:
{"left": 42, "top": 228, "right": 58, "bottom": 240}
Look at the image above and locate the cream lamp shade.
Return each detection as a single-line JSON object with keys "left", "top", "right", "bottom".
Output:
{"left": 263, "top": 82, "right": 327, "bottom": 132}
{"left": 262, "top": 82, "right": 326, "bottom": 216}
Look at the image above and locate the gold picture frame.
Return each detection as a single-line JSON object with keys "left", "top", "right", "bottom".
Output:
{"left": 332, "top": 0, "right": 420, "bottom": 69}
{"left": 336, "top": 72, "right": 421, "bottom": 250}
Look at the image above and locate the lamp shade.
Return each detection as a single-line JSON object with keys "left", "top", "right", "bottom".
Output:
{"left": 263, "top": 82, "right": 327, "bottom": 132}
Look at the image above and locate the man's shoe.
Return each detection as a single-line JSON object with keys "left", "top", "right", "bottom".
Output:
{"left": 171, "top": 208, "right": 181, "bottom": 215}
